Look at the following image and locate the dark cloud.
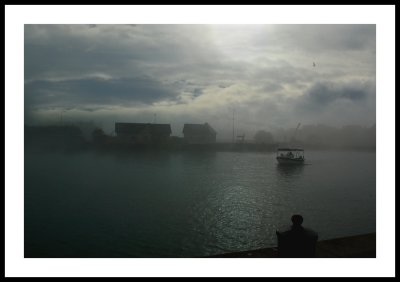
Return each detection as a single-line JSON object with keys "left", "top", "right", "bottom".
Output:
{"left": 24, "top": 27, "right": 143, "bottom": 81}
{"left": 304, "top": 81, "right": 369, "bottom": 106}
{"left": 24, "top": 25, "right": 226, "bottom": 85}
{"left": 271, "top": 25, "right": 376, "bottom": 54}
{"left": 25, "top": 76, "right": 180, "bottom": 110}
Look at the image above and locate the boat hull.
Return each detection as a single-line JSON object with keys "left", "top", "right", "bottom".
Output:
{"left": 276, "top": 157, "right": 305, "bottom": 165}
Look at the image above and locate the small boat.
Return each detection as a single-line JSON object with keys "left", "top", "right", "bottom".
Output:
{"left": 276, "top": 148, "right": 305, "bottom": 165}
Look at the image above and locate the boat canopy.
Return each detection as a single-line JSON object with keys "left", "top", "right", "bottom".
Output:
{"left": 277, "top": 148, "right": 304, "bottom": 151}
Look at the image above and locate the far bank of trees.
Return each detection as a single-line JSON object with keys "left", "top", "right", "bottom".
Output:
{"left": 254, "top": 130, "right": 274, "bottom": 144}
{"left": 253, "top": 124, "right": 376, "bottom": 150}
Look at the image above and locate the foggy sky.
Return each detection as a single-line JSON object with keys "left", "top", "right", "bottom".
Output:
{"left": 24, "top": 24, "right": 376, "bottom": 140}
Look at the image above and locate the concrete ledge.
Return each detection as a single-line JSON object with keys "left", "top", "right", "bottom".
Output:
{"left": 206, "top": 233, "right": 376, "bottom": 258}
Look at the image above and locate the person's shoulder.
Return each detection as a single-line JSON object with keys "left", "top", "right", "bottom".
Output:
{"left": 276, "top": 225, "right": 292, "bottom": 234}
{"left": 303, "top": 227, "right": 318, "bottom": 237}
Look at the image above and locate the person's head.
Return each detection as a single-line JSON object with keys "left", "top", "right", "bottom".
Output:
{"left": 291, "top": 214, "right": 303, "bottom": 228}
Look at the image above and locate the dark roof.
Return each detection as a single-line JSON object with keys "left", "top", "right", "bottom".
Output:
{"left": 277, "top": 148, "right": 304, "bottom": 151}
{"left": 182, "top": 123, "right": 216, "bottom": 135}
{"left": 115, "top": 123, "right": 171, "bottom": 135}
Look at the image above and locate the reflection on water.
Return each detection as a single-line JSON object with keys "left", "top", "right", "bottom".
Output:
{"left": 276, "top": 163, "right": 305, "bottom": 177}
{"left": 275, "top": 164, "right": 305, "bottom": 190}
{"left": 24, "top": 150, "right": 376, "bottom": 257}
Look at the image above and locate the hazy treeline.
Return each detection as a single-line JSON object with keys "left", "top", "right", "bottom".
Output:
{"left": 25, "top": 122, "right": 376, "bottom": 152}
{"left": 267, "top": 124, "right": 376, "bottom": 150}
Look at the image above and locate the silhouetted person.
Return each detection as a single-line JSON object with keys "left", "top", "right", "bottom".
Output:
{"left": 276, "top": 215, "right": 318, "bottom": 258}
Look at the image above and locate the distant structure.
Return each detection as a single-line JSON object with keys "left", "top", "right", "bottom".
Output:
{"left": 115, "top": 122, "right": 172, "bottom": 144}
{"left": 182, "top": 123, "right": 217, "bottom": 144}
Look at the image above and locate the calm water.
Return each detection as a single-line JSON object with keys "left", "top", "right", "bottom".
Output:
{"left": 25, "top": 149, "right": 376, "bottom": 257}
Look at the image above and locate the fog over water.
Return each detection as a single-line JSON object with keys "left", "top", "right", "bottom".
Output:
{"left": 25, "top": 149, "right": 375, "bottom": 257}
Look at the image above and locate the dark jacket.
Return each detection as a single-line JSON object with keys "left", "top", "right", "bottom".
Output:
{"left": 276, "top": 226, "right": 318, "bottom": 257}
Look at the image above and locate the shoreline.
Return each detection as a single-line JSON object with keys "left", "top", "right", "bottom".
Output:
{"left": 25, "top": 141, "right": 377, "bottom": 154}
{"left": 206, "top": 233, "right": 376, "bottom": 258}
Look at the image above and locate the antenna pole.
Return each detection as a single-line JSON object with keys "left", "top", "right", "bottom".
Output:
{"left": 232, "top": 109, "right": 235, "bottom": 144}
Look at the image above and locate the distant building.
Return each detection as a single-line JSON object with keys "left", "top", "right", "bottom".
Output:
{"left": 182, "top": 123, "right": 217, "bottom": 144}
{"left": 115, "top": 122, "right": 172, "bottom": 144}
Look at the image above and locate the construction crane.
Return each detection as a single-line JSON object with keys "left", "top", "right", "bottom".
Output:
{"left": 292, "top": 123, "right": 301, "bottom": 143}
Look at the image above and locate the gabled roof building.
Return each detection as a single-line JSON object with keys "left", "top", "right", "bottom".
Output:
{"left": 115, "top": 122, "right": 171, "bottom": 144}
{"left": 182, "top": 123, "right": 216, "bottom": 144}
